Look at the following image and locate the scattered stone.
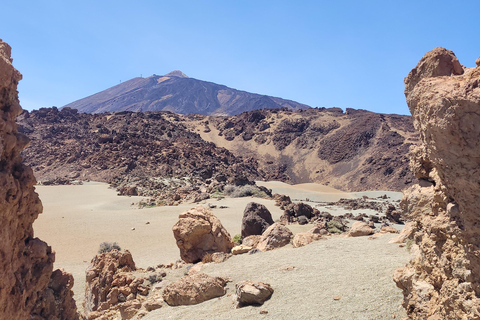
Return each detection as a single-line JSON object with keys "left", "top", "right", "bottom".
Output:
{"left": 211, "top": 252, "right": 231, "bottom": 263}
{"left": 278, "top": 265, "right": 296, "bottom": 271}
{"left": 333, "top": 296, "right": 341, "bottom": 301}
{"left": 260, "top": 309, "right": 269, "bottom": 314}
{"left": 242, "top": 235, "right": 261, "bottom": 248}
{"left": 381, "top": 226, "right": 399, "bottom": 234}
{"left": 348, "top": 221, "right": 375, "bottom": 237}
{"left": 232, "top": 245, "right": 253, "bottom": 255}
{"left": 257, "top": 223, "right": 293, "bottom": 251}
{"left": 163, "top": 273, "right": 228, "bottom": 306}
{"left": 233, "top": 281, "right": 274, "bottom": 308}
{"left": 292, "top": 232, "right": 320, "bottom": 248}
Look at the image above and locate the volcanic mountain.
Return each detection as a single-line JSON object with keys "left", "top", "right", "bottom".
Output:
{"left": 62, "top": 71, "right": 310, "bottom": 116}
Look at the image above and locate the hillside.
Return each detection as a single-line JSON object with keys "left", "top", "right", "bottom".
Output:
{"left": 18, "top": 107, "right": 263, "bottom": 204}
{"left": 19, "top": 107, "right": 418, "bottom": 196}
{"left": 182, "top": 107, "right": 418, "bottom": 191}
{"left": 62, "top": 71, "right": 310, "bottom": 116}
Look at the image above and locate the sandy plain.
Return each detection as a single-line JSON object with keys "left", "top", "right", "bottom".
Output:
{"left": 33, "top": 181, "right": 408, "bottom": 319}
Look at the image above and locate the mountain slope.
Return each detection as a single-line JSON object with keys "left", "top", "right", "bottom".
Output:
{"left": 19, "top": 107, "right": 418, "bottom": 194}
{"left": 62, "top": 71, "right": 310, "bottom": 116}
{"left": 182, "top": 107, "right": 419, "bottom": 192}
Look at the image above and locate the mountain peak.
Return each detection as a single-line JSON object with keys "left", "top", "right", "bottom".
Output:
{"left": 165, "top": 70, "right": 188, "bottom": 78}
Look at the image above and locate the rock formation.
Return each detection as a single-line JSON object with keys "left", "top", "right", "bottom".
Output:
{"left": 173, "top": 206, "right": 234, "bottom": 263}
{"left": 256, "top": 223, "right": 293, "bottom": 251}
{"left": 162, "top": 273, "right": 228, "bottom": 306}
{"left": 241, "top": 202, "right": 274, "bottom": 238}
{"left": 348, "top": 221, "right": 375, "bottom": 237}
{"left": 394, "top": 47, "right": 480, "bottom": 319}
{"left": 0, "top": 39, "right": 78, "bottom": 319}
{"left": 84, "top": 250, "right": 141, "bottom": 317}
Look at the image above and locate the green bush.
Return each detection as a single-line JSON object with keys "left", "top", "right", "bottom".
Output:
{"left": 98, "top": 241, "right": 121, "bottom": 254}
{"left": 223, "top": 184, "right": 267, "bottom": 198}
{"left": 326, "top": 221, "right": 344, "bottom": 234}
{"left": 232, "top": 234, "right": 242, "bottom": 245}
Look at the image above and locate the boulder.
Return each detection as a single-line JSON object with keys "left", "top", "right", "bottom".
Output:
{"left": 389, "top": 221, "right": 415, "bottom": 244}
{"left": 292, "top": 232, "right": 320, "bottom": 248}
{"left": 173, "top": 206, "right": 234, "bottom": 263}
{"left": 257, "top": 223, "right": 293, "bottom": 251}
{"left": 241, "top": 202, "right": 274, "bottom": 238}
{"left": 233, "top": 281, "right": 274, "bottom": 308}
{"left": 242, "top": 235, "right": 261, "bottom": 248}
{"left": 348, "top": 221, "right": 375, "bottom": 237}
{"left": 163, "top": 273, "right": 228, "bottom": 306}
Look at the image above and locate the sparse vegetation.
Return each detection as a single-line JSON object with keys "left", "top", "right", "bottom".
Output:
{"left": 406, "top": 238, "right": 414, "bottom": 251}
{"left": 98, "top": 241, "right": 121, "bottom": 254}
{"left": 232, "top": 234, "right": 242, "bottom": 245}
{"left": 148, "top": 273, "right": 163, "bottom": 284}
{"left": 223, "top": 184, "right": 267, "bottom": 198}
{"left": 326, "top": 221, "right": 344, "bottom": 234}
{"left": 201, "top": 253, "right": 214, "bottom": 263}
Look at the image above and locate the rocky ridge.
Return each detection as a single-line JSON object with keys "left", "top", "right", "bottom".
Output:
{"left": 186, "top": 107, "right": 418, "bottom": 191}
{"left": 19, "top": 106, "right": 418, "bottom": 198}
{"left": 394, "top": 48, "right": 480, "bottom": 318}
{"left": 18, "top": 107, "right": 262, "bottom": 204}
{"left": 0, "top": 39, "right": 78, "bottom": 319}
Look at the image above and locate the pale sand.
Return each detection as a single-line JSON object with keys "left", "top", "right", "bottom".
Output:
{"left": 34, "top": 182, "right": 408, "bottom": 319}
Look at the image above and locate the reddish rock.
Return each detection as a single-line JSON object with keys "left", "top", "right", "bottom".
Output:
{"left": 0, "top": 39, "right": 78, "bottom": 319}
{"left": 163, "top": 273, "right": 228, "bottom": 306}
{"left": 173, "top": 206, "right": 234, "bottom": 263}
{"left": 257, "top": 223, "right": 293, "bottom": 251}
{"left": 348, "top": 221, "right": 375, "bottom": 237}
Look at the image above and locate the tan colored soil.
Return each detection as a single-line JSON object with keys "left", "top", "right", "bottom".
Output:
{"left": 33, "top": 182, "right": 408, "bottom": 319}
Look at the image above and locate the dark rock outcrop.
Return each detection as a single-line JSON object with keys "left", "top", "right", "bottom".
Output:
{"left": 241, "top": 202, "right": 274, "bottom": 238}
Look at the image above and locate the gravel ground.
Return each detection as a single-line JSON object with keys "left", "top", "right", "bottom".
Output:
{"left": 144, "top": 234, "right": 408, "bottom": 320}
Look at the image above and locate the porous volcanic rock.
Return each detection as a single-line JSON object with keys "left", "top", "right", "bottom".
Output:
{"left": 394, "top": 47, "right": 480, "bottom": 319}
{"left": 292, "top": 232, "right": 321, "bottom": 248}
{"left": 257, "top": 223, "right": 293, "bottom": 251}
{"left": 162, "top": 273, "right": 228, "bottom": 306}
{"left": 173, "top": 206, "right": 234, "bottom": 263}
{"left": 0, "top": 39, "right": 78, "bottom": 319}
{"left": 84, "top": 250, "right": 141, "bottom": 317}
{"left": 241, "top": 202, "right": 274, "bottom": 238}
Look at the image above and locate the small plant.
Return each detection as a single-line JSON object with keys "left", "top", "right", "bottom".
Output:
{"left": 202, "top": 253, "right": 214, "bottom": 263}
{"left": 405, "top": 238, "right": 414, "bottom": 251}
{"left": 223, "top": 184, "right": 268, "bottom": 198}
{"left": 232, "top": 234, "right": 242, "bottom": 245}
{"left": 326, "top": 221, "right": 344, "bottom": 234}
{"left": 98, "top": 241, "right": 121, "bottom": 254}
{"left": 148, "top": 273, "right": 163, "bottom": 284}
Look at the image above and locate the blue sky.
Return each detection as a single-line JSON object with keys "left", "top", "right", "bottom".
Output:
{"left": 1, "top": 0, "right": 479, "bottom": 114}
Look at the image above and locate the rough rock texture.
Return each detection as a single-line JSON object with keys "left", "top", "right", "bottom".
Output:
{"left": 348, "top": 221, "right": 375, "bottom": 237}
{"left": 389, "top": 221, "right": 415, "bottom": 244}
{"left": 162, "top": 273, "right": 228, "bottom": 306}
{"left": 173, "top": 206, "right": 234, "bottom": 263}
{"left": 84, "top": 250, "right": 145, "bottom": 318}
{"left": 292, "top": 232, "right": 321, "bottom": 248}
{"left": 394, "top": 47, "right": 480, "bottom": 319}
{"left": 233, "top": 281, "right": 274, "bottom": 308}
{"left": 241, "top": 202, "right": 274, "bottom": 238}
{"left": 0, "top": 39, "right": 78, "bottom": 319}
{"left": 18, "top": 107, "right": 262, "bottom": 205}
{"left": 257, "top": 223, "right": 293, "bottom": 251}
